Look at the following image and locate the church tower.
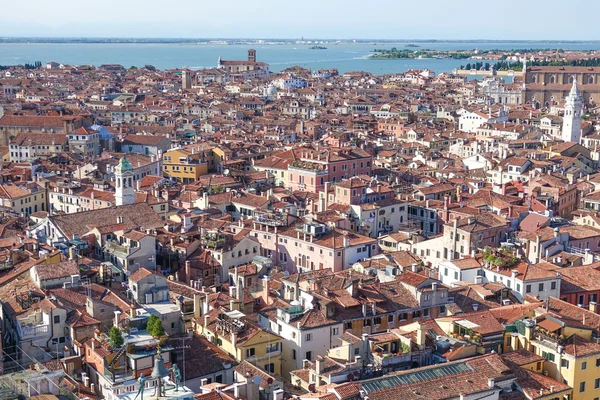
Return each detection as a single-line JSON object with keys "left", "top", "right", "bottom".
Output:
{"left": 181, "top": 70, "right": 192, "bottom": 90}
{"left": 248, "top": 49, "right": 256, "bottom": 63}
{"left": 562, "top": 78, "right": 583, "bottom": 143}
{"left": 115, "top": 157, "right": 135, "bottom": 206}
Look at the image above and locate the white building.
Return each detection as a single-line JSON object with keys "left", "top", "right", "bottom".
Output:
{"left": 440, "top": 258, "right": 561, "bottom": 302}
{"left": 458, "top": 108, "right": 508, "bottom": 133}
{"left": 273, "top": 75, "right": 308, "bottom": 90}
{"left": 258, "top": 301, "right": 343, "bottom": 378}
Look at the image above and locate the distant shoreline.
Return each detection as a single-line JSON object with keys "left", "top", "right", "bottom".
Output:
{"left": 1, "top": 38, "right": 600, "bottom": 45}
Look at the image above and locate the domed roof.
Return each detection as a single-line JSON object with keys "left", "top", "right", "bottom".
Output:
{"left": 266, "top": 85, "right": 278, "bottom": 96}
{"left": 89, "top": 124, "right": 115, "bottom": 140}
{"left": 115, "top": 156, "right": 134, "bottom": 173}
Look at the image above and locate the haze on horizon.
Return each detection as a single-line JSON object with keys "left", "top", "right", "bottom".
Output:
{"left": 1, "top": 0, "right": 598, "bottom": 41}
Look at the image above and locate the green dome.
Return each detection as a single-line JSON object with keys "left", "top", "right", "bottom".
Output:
{"left": 116, "top": 157, "right": 134, "bottom": 173}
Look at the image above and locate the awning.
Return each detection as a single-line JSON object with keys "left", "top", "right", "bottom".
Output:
{"left": 538, "top": 318, "right": 562, "bottom": 333}
{"left": 456, "top": 319, "right": 480, "bottom": 330}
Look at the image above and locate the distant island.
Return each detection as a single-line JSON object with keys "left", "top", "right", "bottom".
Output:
{"left": 370, "top": 48, "right": 471, "bottom": 60}
{"left": 405, "top": 44, "right": 420, "bottom": 48}
{"left": 309, "top": 45, "right": 327, "bottom": 50}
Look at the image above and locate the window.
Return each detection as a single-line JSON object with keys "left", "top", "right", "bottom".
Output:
{"left": 264, "top": 363, "right": 275, "bottom": 373}
{"left": 266, "top": 343, "right": 279, "bottom": 353}
{"left": 580, "top": 381, "right": 586, "bottom": 393}
{"left": 595, "top": 378, "right": 600, "bottom": 389}
{"left": 292, "top": 349, "right": 296, "bottom": 360}
{"left": 306, "top": 351, "right": 312, "bottom": 361}
{"left": 444, "top": 268, "right": 448, "bottom": 276}
{"left": 332, "top": 327, "right": 339, "bottom": 335}
{"left": 551, "top": 281, "right": 557, "bottom": 290}
{"left": 538, "top": 283, "right": 544, "bottom": 292}
{"left": 542, "top": 351, "right": 555, "bottom": 362}
{"left": 582, "top": 361, "right": 588, "bottom": 370}
{"left": 306, "top": 334, "right": 312, "bottom": 342}
{"left": 54, "top": 315, "right": 60, "bottom": 324}
{"left": 596, "top": 358, "right": 600, "bottom": 367}
{"left": 525, "top": 284, "right": 531, "bottom": 293}
{"left": 246, "top": 348, "right": 255, "bottom": 357}
{"left": 562, "top": 359, "right": 570, "bottom": 368}
{"left": 454, "top": 271, "right": 459, "bottom": 280}
{"left": 388, "top": 315, "right": 394, "bottom": 322}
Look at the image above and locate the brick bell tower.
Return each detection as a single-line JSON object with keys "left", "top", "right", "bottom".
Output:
{"left": 248, "top": 49, "right": 256, "bottom": 63}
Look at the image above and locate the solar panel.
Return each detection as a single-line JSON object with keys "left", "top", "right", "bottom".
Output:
{"left": 361, "top": 362, "right": 472, "bottom": 393}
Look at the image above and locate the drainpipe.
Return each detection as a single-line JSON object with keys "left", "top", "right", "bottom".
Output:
{"left": 45, "top": 308, "right": 56, "bottom": 355}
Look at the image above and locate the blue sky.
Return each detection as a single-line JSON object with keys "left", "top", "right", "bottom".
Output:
{"left": 0, "top": 0, "right": 597, "bottom": 39}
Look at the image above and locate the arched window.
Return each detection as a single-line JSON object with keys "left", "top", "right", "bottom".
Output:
{"left": 589, "top": 76, "right": 594, "bottom": 84}
{"left": 569, "top": 76, "right": 575, "bottom": 83}
{"left": 550, "top": 75, "right": 556, "bottom": 84}
{"left": 532, "top": 75, "right": 537, "bottom": 83}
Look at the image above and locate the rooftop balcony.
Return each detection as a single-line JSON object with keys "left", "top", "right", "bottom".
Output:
{"left": 104, "top": 241, "right": 131, "bottom": 256}
{"left": 18, "top": 323, "right": 51, "bottom": 340}
{"left": 289, "top": 161, "right": 328, "bottom": 174}
{"left": 533, "top": 329, "right": 567, "bottom": 348}
{"left": 277, "top": 305, "right": 305, "bottom": 323}
{"left": 372, "top": 351, "right": 411, "bottom": 367}
{"left": 254, "top": 211, "right": 288, "bottom": 227}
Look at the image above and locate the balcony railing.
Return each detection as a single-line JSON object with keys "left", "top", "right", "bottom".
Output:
{"left": 254, "top": 212, "right": 288, "bottom": 227}
{"left": 372, "top": 351, "right": 411, "bottom": 367}
{"left": 104, "top": 368, "right": 135, "bottom": 383}
{"left": 534, "top": 330, "right": 567, "bottom": 346}
{"left": 104, "top": 241, "right": 131, "bottom": 256}
{"left": 19, "top": 323, "right": 51, "bottom": 340}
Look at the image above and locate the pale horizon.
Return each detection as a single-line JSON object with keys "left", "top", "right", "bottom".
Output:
{"left": 1, "top": 0, "right": 598, "bottom": 40}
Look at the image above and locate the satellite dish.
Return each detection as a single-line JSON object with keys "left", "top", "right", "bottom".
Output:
{"left": 253, "top": 376, "right": 263, "bottom": 386}
{"left": 223, "top": 169, "right": 230, "bottom": 176}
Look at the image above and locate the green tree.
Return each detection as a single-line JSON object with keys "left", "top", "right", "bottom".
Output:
{"left": 146, "top": 314, "right": 165, "bottom": 337}
{"left": 109, "top": 326, "right": 124, "bottom": 348}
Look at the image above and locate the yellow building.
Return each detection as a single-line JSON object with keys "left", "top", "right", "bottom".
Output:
{"left": 510, "top": 317, "right": 600, "bottom": 400}
{"left": 250, "top": 156, "right": 290, "bottom": 187}
{"left": 194, "top": 307, "right": 283, "bottom": 375}
{"left": 0, "top": 183, "right": 47, "bottom": 216}
{"left": 162, "top": 148, "right": 208, "bottom": 184}
{"left": 211, "top": 146, "right": 233, "bottom": 173}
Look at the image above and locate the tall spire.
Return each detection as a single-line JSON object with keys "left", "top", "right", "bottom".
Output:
{"left": 569, "top": 76, "right": 580, "bottom": 97}
{"left": 562, "top": 76, "right": 583, "bottom": 143}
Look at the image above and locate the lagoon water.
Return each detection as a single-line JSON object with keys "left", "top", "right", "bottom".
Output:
{"left": 1, "top": 41, "right": 600, "bottom": 76}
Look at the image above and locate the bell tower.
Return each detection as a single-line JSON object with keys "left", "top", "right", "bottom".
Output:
{"left": 562, "top": 78, "right": 583, "bottom": 143}
{"left": 248, "top": 49, "right": 256, "bottom": 63}
{"left": 115, "top": 157, "right": 135, "bottom": 206}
